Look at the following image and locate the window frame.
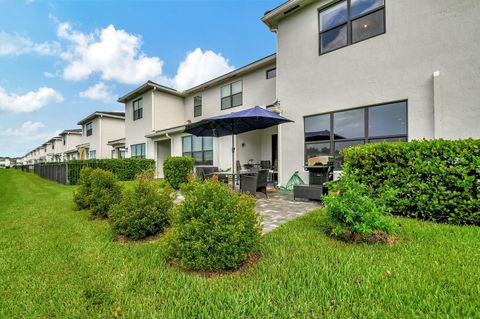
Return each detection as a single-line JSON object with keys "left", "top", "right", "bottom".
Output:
{"left": 85, "top": 122, "right": 93, "bottom": 136}
{"left": 318, "top": 0, "right": 386, "bottom": 55}
{"left": 130, "top": 143, "right": 146, "bottom": 159}
{"left": 194, "top": 95, "right": 202, "bottom": 117}
{"left": 266, "top": 68, "right": 277, "bottom": 79}
{"left": 303, "top": 100, "right": 407, "bottom": 164}
{"left": 220, "top": 80, "right": 243, "bottom": 110}
{"left": 89, "top": 150, "right": 96, "bottom": 159}
{"left": 182, "top": 135, "right": 214, "bottom": 165}
{"left": 133, "top": 98, "right": 143, "bottom": 121}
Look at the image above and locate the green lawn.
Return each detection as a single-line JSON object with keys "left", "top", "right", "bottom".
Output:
{"left": 1, "top": 169, "right": 479, "bottom": 318}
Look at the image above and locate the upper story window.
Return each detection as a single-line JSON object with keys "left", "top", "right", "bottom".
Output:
{"left": 221, "top": 80, "right": 242, "bottom": 110}
{"left": 266, "top": 68, "right": 277, "bottom": 79}
{"left": 194, "top": 95, "right": 202, "bottom": 117}
{"left": 52, "top": 143, "right": 55, "bottom": 150}
{"left": 304, "top": 100, "right": 406, "bottom": 165}
{"left": 319, "top": 0, "right": 385, "bottom": 55}
{"left": 86, "top": 122, "right": 93, "bottom": 136}
{"left": 131, "top": 143, "right": 146, "bottom": 158}
{"left": 133, "top": 98, "right": 143, "bottom": 121}
{"left": 63, "top": 137, "right": 66, "bottom": 146}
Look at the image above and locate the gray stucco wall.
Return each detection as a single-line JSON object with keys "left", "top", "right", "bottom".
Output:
{"left": 275, "top": 0, "right": 480, "bottom": 185}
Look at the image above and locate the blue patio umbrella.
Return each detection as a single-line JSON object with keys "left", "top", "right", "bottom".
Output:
{"left": 184, "top": 106, "right": 293, "bottom": 186}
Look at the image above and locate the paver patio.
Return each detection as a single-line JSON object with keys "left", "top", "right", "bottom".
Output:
{"left": 256, "top": 190, "right": 322, "bottom": 233}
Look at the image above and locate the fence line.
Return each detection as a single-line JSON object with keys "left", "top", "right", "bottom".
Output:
{"left": 33, "top": 163, "right": 68, "bottom": 185}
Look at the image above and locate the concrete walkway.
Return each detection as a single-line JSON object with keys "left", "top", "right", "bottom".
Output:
{"left": 256, "top": 190, "right": 322, "bottom": 233}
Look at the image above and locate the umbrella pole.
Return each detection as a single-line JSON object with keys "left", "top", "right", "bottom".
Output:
{"left": 231, "top": 120, "right": 235, "bottom": 190}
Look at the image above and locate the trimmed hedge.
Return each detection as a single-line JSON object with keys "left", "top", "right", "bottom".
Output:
{"left": 163, "top": 156, "right": 195, "bottom": 189}
{"left": 342, "top": 139, "right": 480, "bottom": 225}
{"left": 67, "top": 158, "right": 155, "bottom": 185}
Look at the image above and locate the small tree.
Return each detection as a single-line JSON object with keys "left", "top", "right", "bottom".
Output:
{"left": 163, "top": 156, "right": 195, "bottom": 189}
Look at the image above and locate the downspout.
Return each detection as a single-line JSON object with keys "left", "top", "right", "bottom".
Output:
{"left": 166, "top": 133, "right": 173, "bottom": 155}
{"left": 99, "top": 115, "right": 103, "bottom": 159}
{"left": 152, "top": 88, "right": 156, "bottom": 132}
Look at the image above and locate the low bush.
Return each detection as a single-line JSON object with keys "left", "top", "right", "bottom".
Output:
{"left": 163, "top": 156, "right": 195, "bottom": 189}
{"left": 323, "top": 174, "right": 397, "bottom": 240}
{"left": 343, "top": 139, "right": 480, "bottom": 225}
{"left": 67, "top": 158, "right": 155, "bottom": 185}
{"left": 163, "top": 180, "right": 262, "bottom": 271}
{"left": 109, "top": 174, "right": 174, "bottom": 240}
{"left": 73, "top": 167, "right": 94, "bottom": 210}
{"left": 88, "top": 169, "right": 122, "bottom": 218}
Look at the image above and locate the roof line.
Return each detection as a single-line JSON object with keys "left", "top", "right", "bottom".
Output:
{"left": 118, "top": 53, "right": 276, "bottom": 102}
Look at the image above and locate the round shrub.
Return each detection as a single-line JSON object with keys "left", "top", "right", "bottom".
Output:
{"left": 163, "top": 180, "right": 262, "bottom": 271}
{"left": 73, "top": 167, "right": 94, "bottom": 210}
{"left": 88, "top": 168, "right": 122, "bottom": 218}
{"left": 323, "top": 174, "right": 397, "bottom": 240}
{"left": 109, "top": 176, "right": 174, "bottom": 240}
{"left": 163, "top": 156, "right": 195, "bottom": 189}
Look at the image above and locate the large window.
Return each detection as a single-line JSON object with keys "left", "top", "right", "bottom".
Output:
{"left": 194, "top": 95, "right": 202, "bottom": 117}
{"left": 86, "top": 122, "right": 93, "bottom": 136}
{"left": 89, "top": 150, "right": 96, "bottom": 159}
{"left": 131, "top": 143, "right": 146, "bottom": 158}
{"left": 319, "top": 0, "right": 385, "bottom": 54}
{"left": 221, "top": 80, "right": 242, "bottom": 110}
{"left": 133, "top": 98, "right": 143, "bottom": 121}
{"left": 182, "top": 136, "right": 213, "bottom": 165}
{"left": 304, "top": 101, "right": 407, "bottom": 164}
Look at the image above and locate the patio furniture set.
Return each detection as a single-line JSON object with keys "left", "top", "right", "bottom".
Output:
{"left": 196, "top": 159, "right": 277, "bottom": 198}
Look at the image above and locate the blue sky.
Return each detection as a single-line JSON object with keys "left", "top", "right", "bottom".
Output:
{"left": 0, "top": 0, "right": 280, "bottom": 157}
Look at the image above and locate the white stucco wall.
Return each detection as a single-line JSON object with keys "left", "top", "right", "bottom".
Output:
{"left": 183, "top": 63, "right": 277, "bottom": 122}
{"left": 275, "top": 0, "right": 480, "bottom": 184}
{"left": 124, "top": 92, "right": 152, "bottom": 158}
{"left": 81, "top": 116, "right": 125, "bottom": 159}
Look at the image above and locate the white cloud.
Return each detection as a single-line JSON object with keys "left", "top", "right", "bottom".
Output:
{"left": 0, "top": 31, "right": 60, "bottom": 56}
{"left": 166, "top": 48, "right": 235, "bottom": 90}
{"left": 58, "top": 23, "right": 163, "bottom": 84}
{"left": 0, "top": 121, "right": 45, "bottom": 137}
{"left": 44, "top": 71, "right": 55, "bottom": 78}
{"left": 79, "top": 82, "right": 116, "bottom": 102}
{"left": 0, "top": 86, "right": 64, "bottom": 112}
{"left": 0, "top": 121, "right": 60, "bottom": 157}
{"left": 55, "top": 21, "right": 234, "bottom": 89}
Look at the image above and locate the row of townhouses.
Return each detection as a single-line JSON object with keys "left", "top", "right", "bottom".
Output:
{"left": 19, "top": 0, "right": 480, "bottom": 185}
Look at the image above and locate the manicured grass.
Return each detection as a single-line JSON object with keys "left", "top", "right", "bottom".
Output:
{"left": 1, "top": 169, "right": 479, "bottom": 318}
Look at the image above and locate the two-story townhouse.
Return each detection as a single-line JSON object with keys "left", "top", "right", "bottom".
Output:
{"left": 59, "top": 129, "right": 83, "bottom": 161}
{"left": 118, "top": 81, "right": 184, "bottom": 167}
{"left": 118, "top": 55, "right": 277, "bottom": 177}
{"left": 0, "top": 157, "right": 11, "bottom": 168}
{"left": 262, "top": 0, "right": 480, "bottom": 184}
{"left": 45, "top": 137, "right": 63, "bottom": 162}
{"left": 76, "top": 112, "right": 125, "bottom": 159}
{"left": 38, "top": 144, "right": 47, "bottom": 163}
